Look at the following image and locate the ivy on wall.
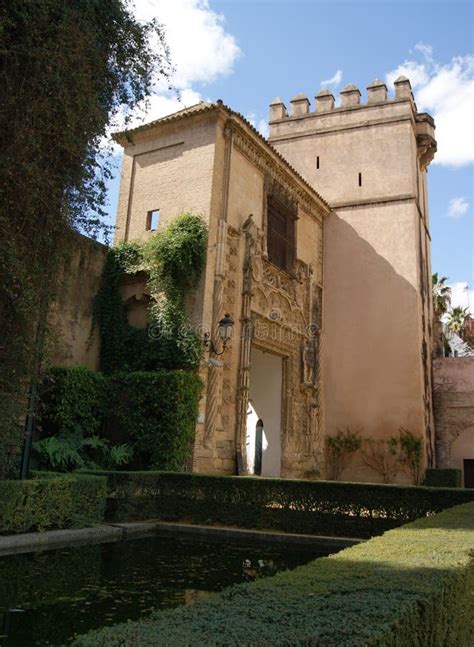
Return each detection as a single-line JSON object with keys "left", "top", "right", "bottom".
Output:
{"left": 94, "top": 214, "right": 207, "bottom": 373}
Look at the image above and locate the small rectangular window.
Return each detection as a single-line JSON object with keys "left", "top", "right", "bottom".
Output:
{"left": 316, "top": 156, "right": 320, "bottom": 169}
{"left": 358, "top": 172, "right": 362, "bottom": 187}
{"left": 146, "top": 209, "right": 160, "bottom": 231}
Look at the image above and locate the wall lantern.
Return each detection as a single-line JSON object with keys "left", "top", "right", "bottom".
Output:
{"left": 204, "top": 313, "right": 234, "bottom": 356}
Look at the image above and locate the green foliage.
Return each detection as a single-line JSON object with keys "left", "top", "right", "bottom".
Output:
{"left": 425, "top": 468, "right": 463, "bottom": 488}
{"left": 94, "top": 215, "right": 207, "bottom": 373}
{"left": 360, "top": 429, "right": 423, "bottom": 485}
{"left": 325, "top": 427, "right": 361, "bottom": 480}
{"left": 397, "top": 427, "right": 423, "bottom": 485}
{"left": 143, "top": 213, "right": 208, "bottom": 300}
{"left": 110, "top": 371, "right": 203, "bottom": 470}
{"left": 0, "top": 473, "right": 106, "bottom": 534}
{"left": 432, "top": 272, "right": 452, "bottom": 317}
{"left": 447, "top": 305, "right": 469, "bottom": 334}
{"left": 82, "top": 470, "right": 474, "bottom": 536}
{"left": 72, "top": 501, "right": 474, "bottom": 646}
{"left": 0, "top": 0, "right": 171, "bottom": 479}
{"left": 37, "top": 366, "right": 201, "bottom": 472}
{"left": 32, "top": 429, "right": 133, "bottom": 472}
{"left": 38, "top": 366, "right": 110, "bottom": 437}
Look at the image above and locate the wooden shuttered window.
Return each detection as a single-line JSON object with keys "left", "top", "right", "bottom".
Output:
{"left": 267, "top": 191, "right": 297, "bottom": 273}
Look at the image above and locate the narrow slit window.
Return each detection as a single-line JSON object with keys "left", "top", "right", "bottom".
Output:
{"left": 146, "top": 209, "right": 160, "bottom": 231}
{"left": 316, "top": 156, "right": 320, "bottom": 169}
{"left": 358, "top": 172, "right": 362, "bottom": 187}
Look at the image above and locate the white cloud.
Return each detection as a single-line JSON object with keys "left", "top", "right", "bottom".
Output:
{"left": 257, "top": 119, "right": 269, "bottom": 139}
{"left": 447, "top": 197, "right": 469, "bottom": 219}
{"left": 134, "top": 0, "right": 240, "bottom": 90}
{"left": 321, "top": 70, "right": 342, "bottom": 88}
{"left": 450, "top": 282, "right": 474, "bottom": 313}
{"left": 107, "top": 0, "right": 240, "bottom": 139}
{"left": 386, "top": 46, "right": 474, "bottom": 167}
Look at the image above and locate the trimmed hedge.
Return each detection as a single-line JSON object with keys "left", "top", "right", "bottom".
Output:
{"left": 38, "top": 367, "right": 202, "bottom": 471}
{"left": 71, "top": 501, "right": 474, "bottom": 646}
{"left": 110, "top": 370, "right": 202, "bottom": 470}
{"left": 0, "top": 473, "right": 106, "bottom": 534}
{"left": 38, "top": 366, "right": 110, "bottom": 437}
{"left": 425, "top": 468, "right": 462, "bottom": 488}
{"left": 81, "top": 470, "right": 474, "bottom": 538}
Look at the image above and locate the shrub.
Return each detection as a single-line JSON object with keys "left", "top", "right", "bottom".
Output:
{"left": 81, "top": 470, "right": 474, "bottom": 536}
{"left": 38, "top": 366, "right": 110, "bottom": 437}
{"left": 36, "top": 366, "right": 201, "bottom": 472}
{"left": 361, "top": 437, "right": 399, "bottom": 484}
{"left": 110, "top": 371, "right": 202, "bottom": 470}
{"left": 71, "top": 501, "right": 474, "bottom": 646}
{"left": 95, "top": 214, "right": 207, "bottom": 373}
{"left": 0, "top": 473, "right": 106, "bottom": 534}
{"left": 325, "top": 427, "right": 361, "bottom": 480}
{"left": 33, "top": 430, "right": 133, "bottom": 472}
{"left": 425, "top": 468, "right": 462, "bottom": 488}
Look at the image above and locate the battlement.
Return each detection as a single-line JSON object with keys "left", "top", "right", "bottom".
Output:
{"left": 269, "top": 76, "right": 416, "bottom": 123}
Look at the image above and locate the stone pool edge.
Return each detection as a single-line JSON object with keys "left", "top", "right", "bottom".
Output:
{"left": 0, "top": 521, "right": 362, "bottom": 556}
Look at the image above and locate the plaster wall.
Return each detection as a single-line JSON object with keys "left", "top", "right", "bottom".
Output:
{"left": 269, "top": 90, "right": 434, "bottom": 482}
{"left": 273, "top": 117, "right": 415, "bottom": 205}
{"left": 114, "top": 114, "right": 218, "bottom": 244}
{"left": 48, "top": 233, "right": 107, "bottom": 370}
{"left": 433, "top": 358, "right": 474, "bottom": 482}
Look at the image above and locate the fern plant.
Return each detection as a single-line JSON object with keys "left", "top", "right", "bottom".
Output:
{"left": 33, "top": 426, "right": 133, "bottom": 472}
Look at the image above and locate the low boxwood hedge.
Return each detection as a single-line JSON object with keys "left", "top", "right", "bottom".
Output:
{"left": 82, "top": 470, "right": 474, "bottom": 538}
{"left": 424, "top": 468, "right": 462, "bottom": 488}
{"left": 71, "top": 501, "right": 474, "bottom": 646}
{"left": 0, "top": 473, "right": 106, "bottom": 534}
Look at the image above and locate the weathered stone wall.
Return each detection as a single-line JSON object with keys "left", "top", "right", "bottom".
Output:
{"left": 115, "top": 105, "right": 330, "bottom": 478}
{"left": 433, "top": 358, "right": 474, "bottom": 482}
{"left": 269, "top": 80, "right": 436, "bottom": 483}
{"left": 114, "top": 109, "right": 218, "bottom": 245}
{"left": 48, "top": 233, "right": 107, "bottom": 370}
{"left": 192, "top": 115, "right": 328, "bottom": 478}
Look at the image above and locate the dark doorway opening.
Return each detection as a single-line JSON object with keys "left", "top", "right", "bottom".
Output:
{"left": 463, "top": 459, "right": 474, "bottom": 488}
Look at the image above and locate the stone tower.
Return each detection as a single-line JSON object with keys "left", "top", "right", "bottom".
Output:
{"left": 269, "top": 77, "right": 437, "bottom": 480}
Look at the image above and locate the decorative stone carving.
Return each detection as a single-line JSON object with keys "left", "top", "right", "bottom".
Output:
{"left": 233, "top": 210, "right": 322, "bottom": 477}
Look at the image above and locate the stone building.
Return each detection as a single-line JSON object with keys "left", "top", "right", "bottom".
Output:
{"left": 433, "top": 358, "right": 474, "bottom": 487}
{"left": 268, "top": 77, "right": 437, "bottom": 481}
{"left": 54, "top": 77, "right": 464, "bottom": 484}
{"left": 113, "top": 102, "right": 330, "bottom": 478}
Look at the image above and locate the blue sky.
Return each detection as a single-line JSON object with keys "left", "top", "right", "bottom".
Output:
{"left": 105, "top": 0, "right": 473, "bottom": 308}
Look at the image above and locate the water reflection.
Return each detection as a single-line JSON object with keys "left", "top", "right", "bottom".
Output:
{"left": 0, "top": 534, "right": 330, "bottom": 646}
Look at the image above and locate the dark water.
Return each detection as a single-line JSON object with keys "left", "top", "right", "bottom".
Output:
{"left": 0, "top": 534, "right": 332, "bottom": 646}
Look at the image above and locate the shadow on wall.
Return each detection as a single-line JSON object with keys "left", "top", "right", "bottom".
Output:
{"left": 323, "top": 212, "right": 429, "bottom": 482}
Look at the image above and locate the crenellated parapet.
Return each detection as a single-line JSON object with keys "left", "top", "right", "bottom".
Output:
{"left": 269, "top": 76, "right": 418, "bottom": 122}
{"left": 268, "top": 76, "right": 436, "bottom": 170}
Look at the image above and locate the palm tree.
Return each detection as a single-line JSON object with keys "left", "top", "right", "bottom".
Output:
{"left": 432, "top": 273, "right": 451, "bottom": 318}
{"left": 446, "top": 306, "right": 469, "bottom": 335}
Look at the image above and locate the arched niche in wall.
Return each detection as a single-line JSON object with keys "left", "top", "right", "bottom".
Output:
{"left": 123, "top": 294, "right": 151, "bottom": 329}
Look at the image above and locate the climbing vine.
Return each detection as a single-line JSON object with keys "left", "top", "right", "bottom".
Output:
{"left": 94, "top": 213, "right": 207, "bottom": 373}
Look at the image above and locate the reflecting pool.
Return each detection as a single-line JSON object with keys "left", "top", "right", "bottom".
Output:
{"left": 0, "top": 534, "right": 335, "bottom": 645}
